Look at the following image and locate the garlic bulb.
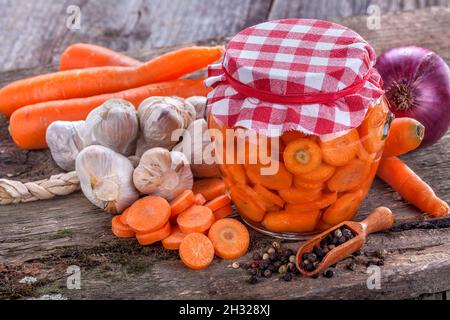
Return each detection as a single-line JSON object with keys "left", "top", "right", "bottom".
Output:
{"left": 136, "top": 96, "right": 196, "bottom": 156}
{"left": 46, "top": 120, "right": 86, "bottom": 171}
{"left": 186, "top": 96, "right": 207, "bottom": 120}
{"left": 133, "top": 147, "right": 193, "bottom": 201}
{"left": 76, "top": 145, "right": 139, "bottom": 214}
{"left": 173, "top": 119, "right": 220, "bottom": 178}
{"left": 84, "top": 99, "right": 139, "bottom": 156}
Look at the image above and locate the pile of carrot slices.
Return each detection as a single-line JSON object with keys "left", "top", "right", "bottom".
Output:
{"left": 112, "top": 184, "right": 250, "bottom": 271}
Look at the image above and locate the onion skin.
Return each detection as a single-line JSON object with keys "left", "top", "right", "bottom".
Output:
{"left": 375, "top": 46, "right": 450, "bottom": 147}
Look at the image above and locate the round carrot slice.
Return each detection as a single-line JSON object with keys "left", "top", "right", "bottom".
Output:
{"left": 119, "top": 207, "right": 131, "bottom": 226}
{"left": 208, "top": 218, "right": 250, "bottom": 259}
{"left": 112, "top": 215, "right": 135, "bottom": 238}
{"left": 230, "top": 184, "right": 266, "bottom": 222}
{"left": 170, "top": 190, "right": 196, "bottom": 218}
{"left": 278, "top": 187, "right": 322, "bottom": 204}
{"left": 136, "top": 222, "right": 171, "bottom": 246}
{"left": 293, "top": 178, "right": 324, "bottom": 190}
{"left": 327, "top": 158, "right": 371, "bottom": 192}
{"left": 286, "top": 192, "right": 337, "bottom": 212}
{"left": 127, "top": 196, "right": 171, "bottom": 233}
{"left": 296, "top": 163, "right": 336, "bottom": 183}
{"left": 162, "top": 225, "right": 186, "bottom": 250}
{"left": 281, "top": 131, "right": 307, "bottom": 145}
{"left": 194, "top": 193, "right": 207, "bottom": 205}
{"left": 320, "top": 129, "right": 359, "bottom": 166}
{"left": 262, "top": 210, "right": 320, "bottom": 233}
{"left": 226, "top": 164, "right": 248, "bottom": 185}
{"left": 283, "top": 138, "right": 322, "bottom": 175}
{"left": 205, "top": 195, "right": 231, "bottom": 212}
{"left": 192, "top": 178, "right": 226, "bottom": 201}
{"left": 177, "top": 205, "right": 215, "bottom": 234}
{"left": 253, "top": 184, "right": 285, "bottom": 208}
{"left": 245, "top": 161, "right": 293, "bottom": 191}
{"left": 179, "top": 233, "right": 215, "bottom": 270}
{"left": 213, "top": 205, "right": 234, "bottom": 220}
{"left": 322, "top": 190, "right": 364, "bottom": 225}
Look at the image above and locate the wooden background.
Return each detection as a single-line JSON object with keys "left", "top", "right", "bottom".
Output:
{"left": 0, "top": 0, "right": 450, "bottom": 300}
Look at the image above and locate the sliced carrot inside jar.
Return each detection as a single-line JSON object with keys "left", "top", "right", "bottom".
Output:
{"left": 245, "top": 161, "right": 293, "bottom": 190}
{"left": 294, "top": 178, "right": 324, "bottom": 190}
{"left": 296, "top": 163, "right": 336, "bottom": 183}
{"left": 322, "top": 190, "right": 364, "bottom": 225}
{"left": 285, "top": 192, "right": 337, "bottom": 212}
{"left": 230, "top": 184, "right": 266, "bottom": 222}
{"left": 320, "top": 129, "right": 359, "bottom": 167}
{"left": 278, "top": 187, "right": 322, "bottom": 204}
{"left": 226, "top": 164, "right": 248, "bottom": 184}
{"left": 262, "top": 210, "right": 321, "bottom": 233}
{"left": 359, "top": 101, "right": 390, "bottom": 154}
{"left": 253, "top": 184, "right": 285, "bottom": 208}
{"left": 281, "top": 131, "right": 307, "bottom": 145}
{"left": 327, "top": 158, "right": 371, "bottom": 192}
{"left": 283, "top": 138, "right": 322, "bottom": 175}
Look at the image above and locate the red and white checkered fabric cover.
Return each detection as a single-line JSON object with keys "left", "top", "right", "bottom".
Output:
{"left": 205, "top": 19, "right": 384, "bottom": 136}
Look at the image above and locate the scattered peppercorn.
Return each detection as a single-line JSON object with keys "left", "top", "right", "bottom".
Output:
{"left": 253, "top": 252, "right": 262, "bottom": 260}
{"left": 283, "top": 273, "right": 293, "bottom": 282}
{"left": 269, "top": 252, "right": 278, "bottom": 261}
{"left": 323, "top": 269, "right": 334, "bottom": 278}
{"left": 259, "top": 261, "right": 269, "bottom": 270}
{"left": 248, "top": 268, "right": 258, "bottom": 276}
{"left": 248, "top": 275, "right": 258, "bottom": 284}
{"left": 263, "top": 269, "right": 272, "bottom": 278}
{"left": 284, "top": 249, "right": 294, "bottom": 257}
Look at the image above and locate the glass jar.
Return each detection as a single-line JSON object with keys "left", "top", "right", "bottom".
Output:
{"left": 208, "top": 97, "right": 392, "bottom": 239}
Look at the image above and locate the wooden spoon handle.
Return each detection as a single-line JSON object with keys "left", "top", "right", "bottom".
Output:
{"left": 360, "top": 207, "right": 395, "bottom": 235}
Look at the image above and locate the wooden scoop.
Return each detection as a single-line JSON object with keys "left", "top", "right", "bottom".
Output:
{"left": 296, "top": 207, "right": 395, "bottom": 277}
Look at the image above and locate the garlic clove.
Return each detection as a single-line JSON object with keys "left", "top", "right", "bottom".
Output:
{"left": 76, "top": 145, "right": 139, "bottom": 214}
{"left": 46, "top": 120, "right": 86, "bottom": 171}
{"left": 174, "top": 119, "right": 220, "bottom": 178}
{"left": 133, "top": 147, "right": 193, "bottom": 201}
{"left": 186, "top": 96, "right": 207, "bottom": 120}
{"left": 136, "top": 96, "right": 196, "bottom": 156}
{"left": 83, "top": 99, "right": 139, "bottom": 156}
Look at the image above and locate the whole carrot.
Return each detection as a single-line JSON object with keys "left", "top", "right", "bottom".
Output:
{"left": 377, "top": 157, "right": 448, "bottom": 217}
{"left": 0, "top": 46, "right": 222, "bottom": 117}
{"left": 9, "top": 78, "right": 209, "bottom": 150}
{"left": 60, "top": 43, "right": 142, "bottom": 70}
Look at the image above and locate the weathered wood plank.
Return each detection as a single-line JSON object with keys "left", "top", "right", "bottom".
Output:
{"left": 0, "top": 0, "right": 271, "bottom": 72}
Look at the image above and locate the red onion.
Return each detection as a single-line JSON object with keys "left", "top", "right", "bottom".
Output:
{"left": 375, "top": 46, "right": 450, "bottom": 147}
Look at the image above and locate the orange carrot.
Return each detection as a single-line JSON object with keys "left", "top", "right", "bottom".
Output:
{"left": 320, "top": 129, "right": 359, "bottom": 166}
{"left": 296, "top": 163, "right": 336, "bottom": 183}
{"left": 177, "top": 205, "right": 215, "bottom": 234}
{"left": 283, "top": 138, "right": 322, "bottom": 175}
{"left": 293, "top": 178, "right": 323, "bottom": 190}
{"left": 278, "top": 187, "right": 322, "bottom": 204}
{"left": 253, "top": 184, "right": 285, "bottom": 208}
{"left": 322, "top": 190, "right": 364, "bottom": 225}
{"left": 192, "top": 178, "right": 226, "bottom": 201}
{"left": 207, "top": 218, "right": 250, "bottom": 259}
{"left": 377, "top": 157, "right": 449, "bottom": 217}
{"left": 60, "top": 43, "right": 142, "bottom": 71}
{"left": 119, "top": 207, "right": 131, "bottom": 226}
{"left": 170, "top": 190, "right": 196, "bottom": 218}
{"left": 9, "top": 78, "right": 208, "bottom": 149}
{"left": 0, "top": 46, "right": 222, "bottom": 117}
{"left": 213, "top": 205, "right": 234, "bottom": 220}
{"left": 359, "top": 100, "right": 390, "bottom": 154}
{"left": 126, "top": 196, "right": 171, "bottom": 233}
{"left": 205, "top": 195, "right": 231, "bottom": 212}
{"left": 230, "top": 184, "right": 266, "bottom": 222}
{"left": 262, "top": 210, "right": 320, "bottom": 233}
{"left": 194, "top": 193, "right": 207, "bottom": 205}
{"left": 281, "top": 131, "right": 307, "bottom": 145}
{"left": 161, "top": 225, "right": 186, "bottom": 250}
{"left": 327, "top": 159, "right": 371, "bottom": 192}
{"left": 225, "top": 164, "right": 248, "bottom": 185}
{"left": 245, "top": 161, "right": 293, "bottom": 190}
{"left": 136, "top": 222, "right": 171, "bottom": 246}
{"left": 179, "top": 233, "right": 215, "bottom": 270}
{"left": 285, "top": 192, "right": 337, "bottom": 212}
{"left": 382, "top": 118, "right": 425, "bottom": 157}
{"left": 112, "top": 215, "right": 135, "bottom": 238}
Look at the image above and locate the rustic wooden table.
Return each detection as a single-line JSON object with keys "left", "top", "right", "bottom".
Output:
{"left": 0, "top": 1, "right": 449, "bottom": 300}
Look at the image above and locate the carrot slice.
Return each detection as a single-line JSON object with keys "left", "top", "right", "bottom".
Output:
{"left": 126, "top": 196, "right": 171, "bottom": 233}
{"left": 262, "top": 210, "right": 320, "bottom": 233}
{"left": 179, "top": 233, "right": 215, "bottom": 270}
{"left": 283, "top": 138, "right": 322, "bottom": 175}
{"left": 112, "top": 215, "right": 135, "bottom": 238}
{"left": 119, "top": 207, "right": 131, "bottom": 226}
{"left": 278, "top": 187, "right": 322, "bottom": 204}
{"left": 356, "top": 140, "right": 376, "bottom": 161}
{"left": 136, "top": 222, "right": 171, "bottom": 246}
{"left": 253, "top": 184, "right": 285, "bottom": 208}
{"left": 320, "top": 129, "right": 359, "bottom": 166}
{"left": 285, "top": 192, "right": 337, "bottom": 212}
{"left": 170, "top": 190, "right": 196, "bottom": 218}
{"left": 161, "top": 225, "right": 186, "bottom": 250}
{"left": 316, "top": 219, "right": 334, "bottom": 231}
{"left": 230, "top": 184, "right": 266, "bottom": 222}
{"left": 208, "top": 218, "right": 250, "bottom": 259}
{"left": 281, "top": 131, "right": 307, "bottom": 145}
{"left": 177, "top": 205, "right": 215, "bottom": 234}
{"left": 194, "top": 193, "right": 207, "bottom": 205}
{"left": 205, "top": 195, "right": 231, "bottom": 212}
{"left": 327, "top": 158, "right": 371, "bottom": 192}
{"left": 213, "top": 205, "right": 234, "bottom": 220}
{"left": 245, "top": 161, "right": 293, "bottom": 190}
{"left": 192, "top": 178, "right": 226, "bottom": 201}
{"left": 359, "top": 100, "right": 390, "bottom": 154}
{"left": 293, "top": 178, "right": 324, "bottom": 190}
{"left": 226, "top": 164, "right": 248, "bottom": 184}
{"left": 322, "top": 190, "right": 364, "bottom": 225}
{"left": 296, "top": 163, "right": 336, "bottom": 183}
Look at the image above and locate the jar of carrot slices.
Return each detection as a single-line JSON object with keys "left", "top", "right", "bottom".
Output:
{"left": 205, "top": 19, "right": 392, "bottom": 239}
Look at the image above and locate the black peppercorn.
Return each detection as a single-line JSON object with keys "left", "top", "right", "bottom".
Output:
{"left": 313, "top": 246, "right": 325, "bottom": 259}
{"left": 248, "top": 268, "right": 258, "bottom": 276}
{"left": 323, "top": 269, "right": 334, "bottom": 278}
{"left": 284, "top": 249, "right": 294, "bottom": 257}
{"left": 269, "top": 252, "right": 278, "bottom": 261}
{"left": 338, "top": 236, "right": 347, "bottom": 244}
{"left": 250, "top": 261, "right": 259, "bottom": 269}
{"left": 252, "top": 252, "right": 262, "bottom": 260}
{"left": 248, "top": 275, "right": 258, "bottom": 284}
{"left": 342, "top": 228, "right": 353, "bottom": 238}
{"left": 302, "top": 253, "right": 310, "bottom": 261}
{"left": 352, "top": 250, "right": 362, "bottom": 257}
{"left": 259, "top": 261, "right": 269, "bottom": 270}
{"left": 307, "top": 253, "right": 318, "bottom": 263}
{"left": 268, "top": 264, "right": 277, "bottom": 273}
{"left": 242, "top": 263, "right": 250, "bottom": 270}
{"left": 376, "top": 259, "right": 385, "bottom": 266}
{"left": 263, "top": 269, "right": 272, "bottom": 278}
{"left": 282, "top": 273, "right": 293, "bottom": 282}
